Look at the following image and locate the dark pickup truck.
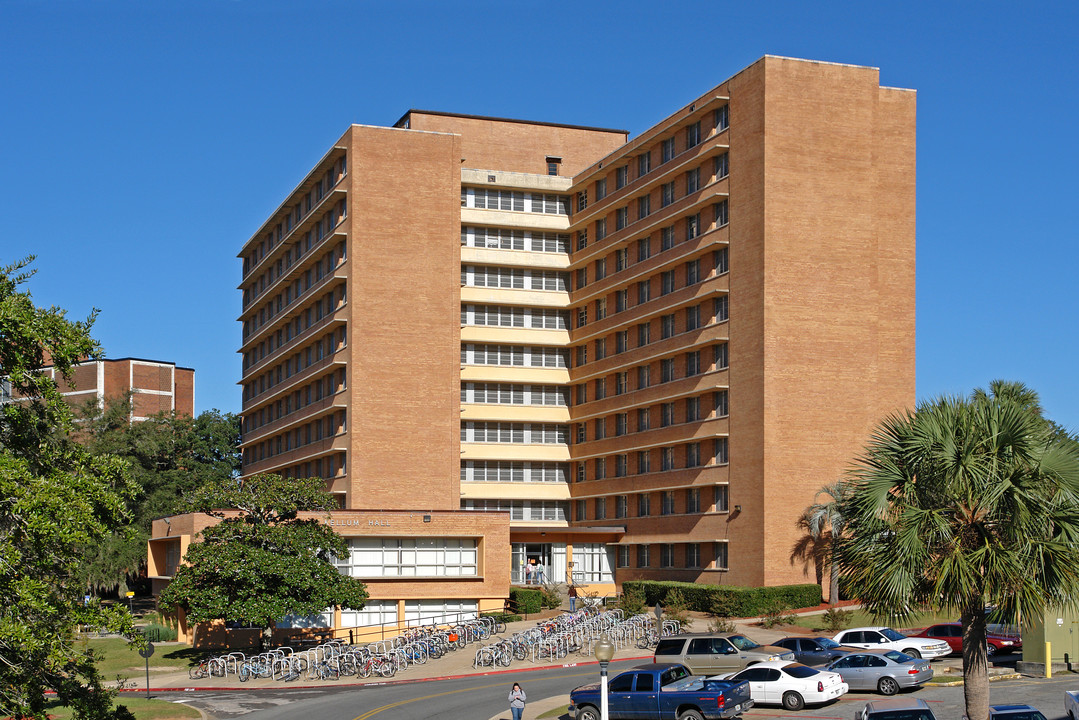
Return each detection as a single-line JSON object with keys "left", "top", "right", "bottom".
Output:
{"left": 569, "top": 663, "right": 753, "bottom": 720}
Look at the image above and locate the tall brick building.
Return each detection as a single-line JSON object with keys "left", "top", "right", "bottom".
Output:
{"left": 151, "top": 55, "right": 915, "bottom": 635}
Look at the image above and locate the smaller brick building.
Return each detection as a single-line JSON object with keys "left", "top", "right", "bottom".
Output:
{"left": 20, "top": 357, "right": 195, "bottom": 418}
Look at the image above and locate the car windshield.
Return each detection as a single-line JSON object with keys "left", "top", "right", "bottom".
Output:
{"left": 871, "top": 712, "right": 936, "bottom": 720}
{"left": 884, "top": 650, "right": 913, "bottom": 663}
{"left": 881, "top": 628, "right": 907, "bottom": 641}
{"left": 729, "top": 635, "right": 760, "bottom": 650}
{"left": 992, "top": 713, "right": 1046, "bottom": 720}
{"left": 816, "top": 637, "right": 841, "bottom": 649}
{"left": 660, "top": 665, "right": 690, "bottom": 687}
{"left": 783, "top": 663, "right": 818, "bottom": 678}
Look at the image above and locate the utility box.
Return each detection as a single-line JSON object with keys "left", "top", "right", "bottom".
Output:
{"left": 1019, "top": 607, "right": 1079, "bottom": 673}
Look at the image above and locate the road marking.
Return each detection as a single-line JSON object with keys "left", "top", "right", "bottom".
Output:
{"left": 350, "top": 670, "right": 596, "bottom": 720}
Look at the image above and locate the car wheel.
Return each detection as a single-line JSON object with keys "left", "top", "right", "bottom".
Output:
{"left": 986, "top": 643, "right": 997, "bottom": 657}
{"left": 576, "top": 705, "right": 601, "bottom": 720}
{"left": 782, "top": 691, "right": 805, "bottom": 711}
{"left": 679, "top": 711, "right": 705, "bottom": 720}
{"left": 878, "top": 677, "right": 900, "bottom": 696}
{"left": 902, "top": 648, "right": 922, "bottom": 659}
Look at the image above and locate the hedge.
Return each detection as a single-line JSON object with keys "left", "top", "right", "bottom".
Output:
{"left": 508, "top": 587, "right": 543, "bottom": 614}
{"left": 622, "top": 581, "right": 821, "bottom": 617}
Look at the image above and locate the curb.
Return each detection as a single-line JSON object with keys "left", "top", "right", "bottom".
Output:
{"left": 928, "top": 673, "right": 1022, "bottom": 687}
{"left": 116, "top": 654, "right": 656, "bottom": 693}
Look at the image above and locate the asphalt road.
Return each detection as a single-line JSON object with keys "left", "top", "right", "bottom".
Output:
{"left": 155, "top": 659, "right": 1079, "bottom": 720}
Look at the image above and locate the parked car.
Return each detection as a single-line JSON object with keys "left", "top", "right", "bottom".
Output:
{"left": 653, "top": 633, "right": 795, "bottom": 675}
{"left": 1065, "top": 691, "right": 1079, "bottom": 720}
{"left": 858, "top": 697, "right": 937, "bottom": 720}
{"left": 989, "top": 705, "right": 1047, "bottom": 720}
{"left": 568, "top": 663, "right": 752, "bottom": 720}
{"left": 833, "top": 627, "right": 951, "bottom": 659}
{"left": 715, "top": 660, "right": 847, "bottom": 711}
{"left": 772, "top": 636, "right": 860, "bottom": 666}
{"left": 825, "top": 648, "right": 933, "bottom": 695}
{"left": 913, "top": 622, "right": 1021, "bottom": 656}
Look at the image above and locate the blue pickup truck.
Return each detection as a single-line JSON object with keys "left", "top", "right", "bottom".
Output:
{"left": 569, "top": 663, "right": 753, "bottom": 720}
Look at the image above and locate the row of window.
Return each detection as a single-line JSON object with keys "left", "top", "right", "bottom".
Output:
{"left": 462, "top": 266, "right": 568, "bottom": 292}
{"left": 579, "top": 486, "right": 730, "bottom": 522}
{"left": 243, "top": 368, "right": 347, "bottom": 435}
{"left": 616, "top": 541, "right": 728, "bottom": 570}
{"left": 575, "top": 391, "right": 728, "bottom": 443}
{"left": 243, "top": 155, "right": 347, "bottom": 279}
{"left": 242, "top": 243, "right": 346, "bottom": 343}
{"left": 335, "top": 538, "right": 478, "bottom": 578}
{"left": 576, "top": 343, "right": 728, "bottom": 404}
{"left": 461, "top": 188, "right": 570, "bottom": 215}
{"left": 576, "top": 439, "right": 730, "bottom": 483}
{"left": 243, "top": 284, "right": 344, "bottom": 372}
{"left": 460, "top": 422, "right": 568, "bottom": 445}
{"left": 246, "top": 411, "right": 347, "bottom": 462}
{"left": 460, "top": 305, "right": 567, "bottom": 330}
{"left": 337, "top": 599, "right": 479, "bottom": 629}
{"left": 259, "top": 453, "right": 346, "bottom": 485}
{"left": 460, "top": 461, "right": 568, "bottom": 483}
{"left": 579, "top": 107, "right": 728, "bottom": 212}
{"left": 461, "top": 227, "right": 569, "bottom": 254}
{"left": 242, "top": 326, "right": 346, "bottom": 402}
{"left": 578, "top": 201, "right": 727, "bottom": 254}
{"left": 461, "top": 499, "right": 567, "bottom": 521}
{"left": 460, "top": 344, "right": 568, "bottom": 368}
{"left": 460, "top": 383, "right": 568, "bottom": 406}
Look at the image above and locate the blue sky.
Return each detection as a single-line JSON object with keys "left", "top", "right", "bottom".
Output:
{"left": 3, "top": 1, "right": 1077, "bottom": 431}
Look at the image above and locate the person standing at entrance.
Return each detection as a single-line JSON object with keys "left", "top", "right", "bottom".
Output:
{"left": 534, "top": 560, "right": 545, "bottom": 585}
{"left": 508, "top": 682, "right": 526, "bottom": 720}
{"left": 524, "top": 561, "right": 532, "bottom": 585}
{"left": 568, "top": 584, "right": 577, "bottom": 612}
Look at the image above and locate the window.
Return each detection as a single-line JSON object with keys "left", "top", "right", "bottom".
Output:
{"left": 343, "top": 537, "right": 478, "bottom": 578}
{"left": 715, "top": 343, "right": 729, "bottom": 369}
{"left": 594, "top": 377, "right": 606, "bottom": 400}
{"left": 714, "top": 247, "right": 729, "bottom": 274}
{"left": 577, "top": 190, "right": 588, "bottom": 212}
{"left": 618, "top": 545, "right": 630, "bottom": 567}
{"left": 714, "top": 541, "right": 729, "bottom": 570}
{"left": 686, "top": 305, "right": 701, "bottom": 331}
{"left": 714, "top": 390, "right": 729, "bottom": 417}
{"left": 686, "top": 168, "right": 700, "bottom": 194}
{"left": 596, "top": 178, "right": 607, "bottom": 200}
{"left": 714, "top": 295, "right": 729, "bottom": 322}
{"left": 637, "top": 152, "right": 651, "bottom": 177}
{"left": 714, "top": 199, "right": 729, "bottom": 227}
{"left": 614, "top": 166, "right": 627, "bottom": 189}
{"left": 577, "top": 307, "right": 588, "bottom": 328}
{"left": 615, "top": 248, "right": 628, "bottom": 272}
{"left": 686, "top": 121, "right": 701, "bottom": 148}
{"left": 576, "top": 383, "right": 587, "bottom": 404}
{"left": 662, "top": 447, "right": 675, "bottom": 470}
{"left": 637, "top": 408, "right": 650, "bottom": 432}
{"left": 637, "top": 322, "right": 651, "bottom": 346}
{"left": 660, "top": 402, "right": 674, "bottom": 427}
{"left": 714, "top": 105, "right": 729, "bottom": 132}
{"left": 637, "top": 237, "right": 651, "bottom": 262}
{"left": 661, "top": 313, "right": 676, "bottom": 338}
{"left": 638, "top": 451, "right": 651, "bottom": 475}
{"left": 714, "top": 152, "right": 729, "bottom": 180}
{"left": 548, "top": 162, "right": 559, "bottom": 176}
{"left": 687, "top": 488, "right": 701, "bottom": 514}
{"left": 615, "top": 370, "right": 627, "bottom": 394}
{"left": 714, "top": 485, "right": 729, "bottom": 512}
{"left": 686, "top": 259, "right": 700, "bottom": 285}
{"left": 576, "top": 499, "right": 587, "bottom": 520}
{"left": 575, "top": 422, "right": 586, "bottom": 443}
{"left": 576, "top": 345, "right": 587, "bottom": 367}
{"left": 637, "top": 544, "right": 651, "bottom": 567}
{"left": 686, "top": 442, "right": 701, "bottom": 468}
{"left": 576, "top": 463, "right": 586, "bottom": 482}
{"left": 595, "top": 338, "right": 606, "bottom": 361}
{"left": 661, "top": 181, "right": 675, "bottom": 208}
{"left": 686, "top": 542, "right": 701, "bottom": 568}
{"left": 686, "top": 351, "right": 701, "bottom": 377}
{"left": 637, "top": 280, "right": 651, "bottom": 305}
{"left": 715, "top": 437, "right": 729, "bottom": 465}
{"left": 596, "top": 297, "right": 607, "bottom": 320}
{"left": 686, "top": 396, "right": 700, "bottom": 422}
{"left": 615, "top": 454, "right": 627, "bottom": 477}
{"left": 661, "top": 270, "right": 675, "bottom": 295}
{"left": 661, "top": 491, "right": 675, "bottom": 515}
{"left": 662, "top": 137, "right": 676, "bottom": 163}
{"left": 638, "top": 195, "right": 651, "bottom": 220}
{"left": 595, "top": 218, "right": 607, "bottom": 242}
{"left": 616, "top": 206, "right": 628, "bottom": 230}
{"left": 637, "top": 364, "right": 651, "bottom": 389}
{"left": 576, "top": 229, "right": 588, "bottom": 251}
{"left": 615, "top": 329, "right": 628, "bottom": 353}
{"left": 661, "top": 225, "right": 675, "bottom": 250}
{"left": 660, "top": 544, "right": 674, "bottom": 568}
{"left": 686, "top": 213, "right": 701, "bottom": 240}
{"left": 616, "top": 495, "right": 628, "bottom": 518}
{"left": 595, "top": 495, "right": 606, "bottom": 517}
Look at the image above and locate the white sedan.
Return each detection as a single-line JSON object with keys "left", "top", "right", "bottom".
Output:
{"left": 834, "top": 626, "right": 952, "bottom": 659}
{"left": 716, "top": 660, "right": 848, "bottom": 711}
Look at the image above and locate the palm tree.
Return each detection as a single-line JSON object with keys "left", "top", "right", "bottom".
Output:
{"left": 801, "top": 481, "right": 850, "bottom": 604}
{"left": 836, "top": 382, "right": 1079, "bottom": 720}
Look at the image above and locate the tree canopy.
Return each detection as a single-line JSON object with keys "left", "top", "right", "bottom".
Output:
{"left": 0, "top": 257, "right": 138, "bottom": 719}
{"left": 158, "top": 473, "right": 369, "bottom": 646}
{"left": 836, "top": 380, "right": 1079, "bottom": 720}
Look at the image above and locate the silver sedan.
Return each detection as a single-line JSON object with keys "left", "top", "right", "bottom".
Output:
{"left": 826, "top": 649, "right": 933, "bottom": 695}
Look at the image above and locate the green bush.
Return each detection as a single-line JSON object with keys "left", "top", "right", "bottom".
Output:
{"left": 508, "top": 587, "right": 543, "bottom": 614}
{"left": 482, "top": 611, "right": 522, "bottom": 624}
{"left": 662, "top": 589, "right": 692, "bottom": 630}
{"left": 760, "top": 602, "right": 797, "bottom": 628}
{"left": 142, "top": 623, "right": 177, "bottom": 642}
{"left": 616, "top": 585, "right": 647, "bottom": 616}
{"left": 820, "top": 607, "right": 854, "bottom": 632}
{"left": 539, "top": 584, "right": 562, "bottom": 610}
{"left": 621, "top": 581, "right": 821, "bottom": 617}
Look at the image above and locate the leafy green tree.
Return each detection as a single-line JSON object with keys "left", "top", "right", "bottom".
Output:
{"left": 836, "top": 381, "right": 1079, "bottom": 720}
{"left": 0, "top": 256, "right": 139, "bottom": 719}
{"left": 159, "top": 473, "right": 369, "bottom": 648}
{"left": 75, "top": 397, "right": 241, "bottom": 595}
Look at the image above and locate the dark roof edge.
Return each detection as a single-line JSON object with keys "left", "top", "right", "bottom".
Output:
{"left": 396, "top": 109, "right": 628, "bottom": 136}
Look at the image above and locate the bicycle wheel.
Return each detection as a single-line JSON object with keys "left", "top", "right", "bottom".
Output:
{"left": 358, "top": 660, "right": 372, "bottom": 678}
{"left": 189, "top": 662, "right": 208, "bottom": 680}
{"left": 378, "top": 660, "right": 395, "bottom": 678}
{"left": 238, "top": 665, "right": 250, "bottom": 683}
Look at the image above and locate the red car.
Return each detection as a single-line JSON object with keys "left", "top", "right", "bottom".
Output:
{"left": 913, "top": 622, "right": 1021, "bottom": 656}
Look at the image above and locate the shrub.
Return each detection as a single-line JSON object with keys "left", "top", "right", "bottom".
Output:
{"left": 708, "top": 594, "right": 737, "bottom": 633}
{"left": 142, "top": 622, "right": 177, "bottom": 642}
{"left": 662, "top": 589, "right": 692, "bottom": 630}
{"left": 616, "top": 585, "right": 647, "bottom": 616}
{"left": 760, "top": 602, "right": 797, "bottom": 629}
{"left": 538, "top": 584, "right": 562, "bottom": 610}
{"left": 482, "top": 611, "right": 522, "bottom": 624}
{"left": 621, "top": 580, "right": 820, "bottom": 617}
{"left": 508, "top": 587, "right": 543, "bottom": 614}
{"left": 820, "top": 607, "right": 854, "bottom": 633}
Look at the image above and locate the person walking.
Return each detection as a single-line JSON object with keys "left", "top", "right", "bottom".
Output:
{"left": 508, "top": 682, "right": 527, "bottom": 720}
{"left": 533, "top": 560, "right": 545, "bottom": 585}
{"left": 568, "top": 583, "right": 577, "bottom": 612}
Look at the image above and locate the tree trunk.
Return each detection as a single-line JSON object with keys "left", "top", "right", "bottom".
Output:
{"left": 962, "top": 599, "right": 990, "bottom": 720}
{"left": 828, "top": 560, "right": 840, "bottom": 604}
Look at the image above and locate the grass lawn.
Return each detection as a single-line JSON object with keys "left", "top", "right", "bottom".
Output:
{"left": 788, "top": 609, "right": 957, "bottom": 633}
{"left": 79, "top": 637, "right": 200, "bottom": 682}
{"left": 44, "top": 696, "right": 201, "bottom": 720}
{"left": 536, "top": 705, "right": 571, "bottom": 719}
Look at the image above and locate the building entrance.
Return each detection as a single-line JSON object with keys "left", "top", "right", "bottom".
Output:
{"left": 512, "top": 542, "right": 565, "bottom": 585}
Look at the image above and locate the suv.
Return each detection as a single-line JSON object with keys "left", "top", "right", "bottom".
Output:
{"left": 859, "top": 698, "right": 937, "bottom": 720}
{"left": 653, "top": 633, "right": 795, "bottom": 675}
{"left": 834, "top": 627, "right": 951, "bottom": 659}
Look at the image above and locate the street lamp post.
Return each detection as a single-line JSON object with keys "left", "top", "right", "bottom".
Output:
{"left": 594, "top": 634, "right": 615, "bottom": 720}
